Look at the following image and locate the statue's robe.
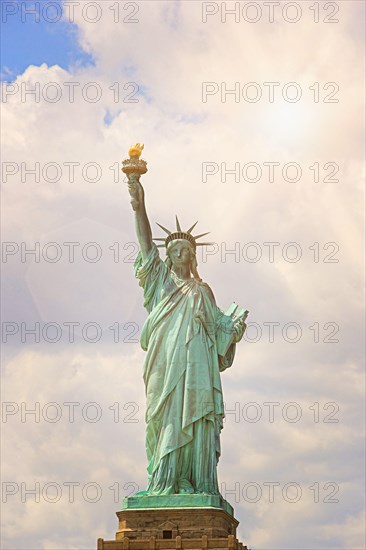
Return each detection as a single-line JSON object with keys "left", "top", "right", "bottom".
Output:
{"left": 134, "top": 244, "right": 236, "bottom": 495}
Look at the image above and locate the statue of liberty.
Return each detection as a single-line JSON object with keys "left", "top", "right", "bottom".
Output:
{"left": 124, "top": 145, "right": 248, "bottom": 497}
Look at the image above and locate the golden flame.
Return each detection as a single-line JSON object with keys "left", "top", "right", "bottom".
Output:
{"left": 129, "top": 143, "right": 144, "bottom": 158}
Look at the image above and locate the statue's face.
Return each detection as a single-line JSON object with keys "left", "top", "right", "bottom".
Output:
{"left": 168, "top": 240, "right": 192, "bottom": 268}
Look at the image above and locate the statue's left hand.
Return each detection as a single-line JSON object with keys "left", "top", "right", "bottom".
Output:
{"left": 233, "top": 318, "right": 246, "bottom": 343}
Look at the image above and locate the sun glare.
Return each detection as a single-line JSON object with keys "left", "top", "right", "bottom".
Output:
{"left": 263, "top": 101, "right": 315, "bottom": 145}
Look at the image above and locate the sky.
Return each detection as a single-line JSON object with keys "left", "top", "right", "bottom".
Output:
{"left": 1, "top": 1, "right": 365, "bottom": 549}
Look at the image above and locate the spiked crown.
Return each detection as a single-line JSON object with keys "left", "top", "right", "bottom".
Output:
{"left": 153, "top": 216, "right": 212, "bottom": 250}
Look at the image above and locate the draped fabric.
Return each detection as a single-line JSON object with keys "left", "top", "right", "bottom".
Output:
{"left": 134, "top": 244, "right": 236, "bottom": 495}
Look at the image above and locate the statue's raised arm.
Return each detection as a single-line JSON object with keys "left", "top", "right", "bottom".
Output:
{"left": 122, "top": 144, "right": 152, "bottom": 261}
{"left": 127, "top": 176, "right": 153, "bottom": 261}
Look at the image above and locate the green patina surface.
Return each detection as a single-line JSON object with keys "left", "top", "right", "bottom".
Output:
{"left": 132, "top": 242, "right": 239, "bottom": 498}
{"left": 124, "top": 165, "right": 248, "bottom": 509}
{"left": 121, "top": 494, "right": 234, "bottom": 517}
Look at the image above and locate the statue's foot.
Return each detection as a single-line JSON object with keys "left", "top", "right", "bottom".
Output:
{"left": 178, "top": 479, "right": 195, "bottom": 494}
{"left": 135, "top": 490, "right": 149, "bottom": 496}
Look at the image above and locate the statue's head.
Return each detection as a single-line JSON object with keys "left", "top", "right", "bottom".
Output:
{"left": 166, "top": 239, "right": 201, "bottom": 280}
{"left": 167, "top": 239, "right": 193, "bottom": 266}
{"left": 154, "top": 217, "right": 211, "bottom": 281}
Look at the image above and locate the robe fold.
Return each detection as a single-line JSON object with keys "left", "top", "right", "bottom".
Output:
{"left": 134, "top": 243, "right": 236, "bottom": 495}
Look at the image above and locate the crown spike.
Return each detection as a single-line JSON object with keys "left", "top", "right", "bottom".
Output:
{"left": 187, "top": 221, "right": 198, "bottom": 234}
{"left": 193, "top": 232, "right": 210, "bottom": 240}
{"left": 154, "top": 217, "right": 211, "bottom": 251}
{"left": 156, "top": 222, "right": 172, "bottom": 235}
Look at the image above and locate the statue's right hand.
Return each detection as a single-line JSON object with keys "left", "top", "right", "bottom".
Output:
{"left": 127, "top": 178, "right": 144, "bottom": 211}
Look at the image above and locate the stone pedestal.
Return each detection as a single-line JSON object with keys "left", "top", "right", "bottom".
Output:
{"left": 97, "top": 495, "right": 249, "bottom": 550}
